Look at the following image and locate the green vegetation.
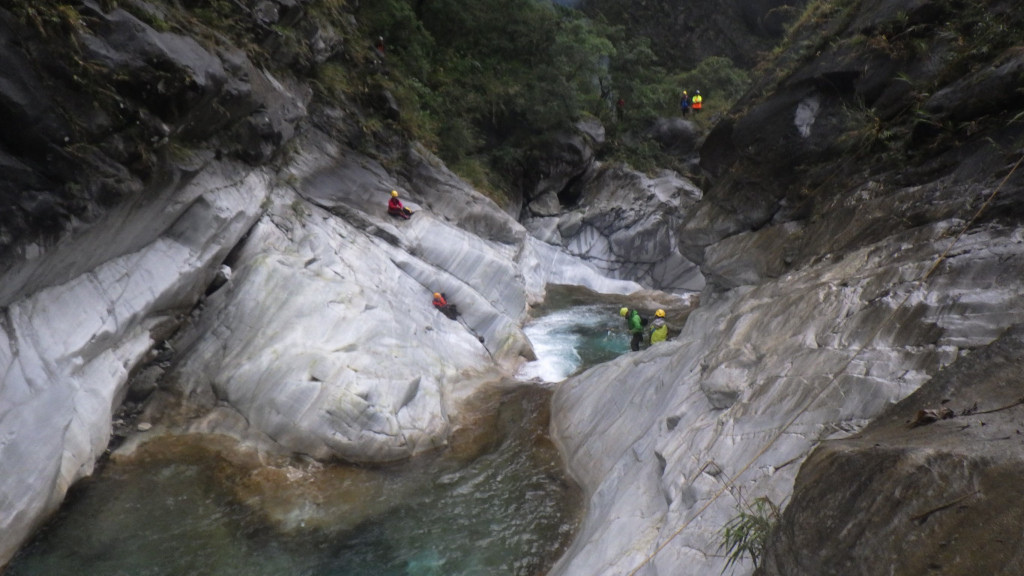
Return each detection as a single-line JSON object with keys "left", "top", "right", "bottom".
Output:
{"left": 741, "top": 0, "right": 1024, "bottom": 170}
{"left": 719, "top": 496, "right": 780, "bottom": 573}
{"left": 8, "top": 0, "right": 756, "bottom": 201}
{"left": 9, "top": 1, "right": 83, "bottom": 37}
{"left": 357, "top": 0, "right": 615, "bottom": 187}
{"left": 353, "top": 0, "right": 752, "bottom": 189}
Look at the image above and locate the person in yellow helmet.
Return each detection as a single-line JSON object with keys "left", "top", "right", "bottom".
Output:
{"left": 620, "top": 307, "right": 645, "bottom": 351}
{"left": 387, "top": 190, "right": 413, "bottom": 219}
{"left": 649, "top": 309, "right": 668, "bottom": 344}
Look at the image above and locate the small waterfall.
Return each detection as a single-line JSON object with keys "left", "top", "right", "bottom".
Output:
{"left": 516, "top": 305, "right": 632, "bottom": 383}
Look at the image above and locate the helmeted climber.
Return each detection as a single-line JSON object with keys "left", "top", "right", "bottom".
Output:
{"left": 691, "top": 90, "right": 703, "bottom": 112}
{"left": 620, "top": 307, "right": 645, "bottom": 352}
{"left": 387, "top": 190, "right": 413, "bottom": 219}
{"left": 432, "top": 291, "right": 459, "bottom": 320}
{"left": 649, "top": 309, "right": 668, "bottom": 344}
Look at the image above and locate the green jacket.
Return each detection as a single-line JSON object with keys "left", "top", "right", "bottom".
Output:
{"left": 627, "top": 310, "right": 644, "bottom": 333}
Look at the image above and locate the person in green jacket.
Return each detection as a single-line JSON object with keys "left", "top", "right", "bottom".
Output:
{"left": 649, "top": 309, "right": 668, "bottom": 344}
{"left": 620, "top": 307, "right": 645, "bottom": 351}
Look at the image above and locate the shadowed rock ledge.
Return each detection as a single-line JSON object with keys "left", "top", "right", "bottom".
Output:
{"left": 764, "top": 324, "right": 1024, "bottom": 576}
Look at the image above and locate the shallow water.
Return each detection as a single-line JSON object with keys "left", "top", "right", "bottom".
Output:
{"left": 7, "top": 387, "right": 580, "bottom": 576}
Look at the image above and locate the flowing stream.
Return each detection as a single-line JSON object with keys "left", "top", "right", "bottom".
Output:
{"left": 517, "top": 305, "right": 632, "bottom": 382}
{"left": 8, "top": 303, "right": 630, "bottom": 576}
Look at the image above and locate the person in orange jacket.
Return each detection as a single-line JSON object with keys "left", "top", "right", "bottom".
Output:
{"left": 432, "top": 292, "right": 458, "bottom": 319}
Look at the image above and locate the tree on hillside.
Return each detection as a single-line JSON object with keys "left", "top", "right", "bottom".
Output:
{"left": 358, "top": 0, "right": 614, "bottom": 193}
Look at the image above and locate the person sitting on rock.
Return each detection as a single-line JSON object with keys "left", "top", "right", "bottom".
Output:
{"left": 432, "top": 292, "right": 458, "bottom": 320}
{"left": 387, "top": 190, "right": 413, "bottom": 219}
{"left": 649, "top": 309, "right": 668, "bottom": 344}
{"left": 620, "top": 307, "right": 646, "bottom": 351}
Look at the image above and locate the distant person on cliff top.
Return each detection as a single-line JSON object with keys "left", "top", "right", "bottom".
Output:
{"left": 691, "top": 90, "right": 703, "bottom": 112}
{"left": 680, "top": 91, "right": 690, "bottom": 116}
{"left": 387, "top": 190, "right": 412, "bottom": 219}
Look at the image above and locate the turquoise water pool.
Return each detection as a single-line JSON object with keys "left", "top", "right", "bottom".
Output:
{"left": 7, "top": 387, "right": 579, "bottom": 576}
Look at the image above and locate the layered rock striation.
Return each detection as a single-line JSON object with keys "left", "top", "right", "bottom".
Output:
{"left": 4, "top": 1, "right": 1024, "bottom": 576}
{"left": 548, "top": 1, "right": 1024, "bottom": 575}
{"left": 763, "top": 325, "right": 1024, "bottom": 575}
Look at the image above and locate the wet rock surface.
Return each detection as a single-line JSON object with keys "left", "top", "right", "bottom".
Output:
{"left": 550, "top": 219, "right": 1024, "bottom": 576}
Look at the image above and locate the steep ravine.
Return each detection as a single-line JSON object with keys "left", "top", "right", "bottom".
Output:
{"left": 4, "top": 1, "right": 1024, "bottom": 576}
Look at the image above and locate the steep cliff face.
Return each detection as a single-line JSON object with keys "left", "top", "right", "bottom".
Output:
{"left": 0, "top": 1, "right": 311, "bottom": 303}
{"left": 0, "top": 3, "right": 322, "bottom": 564}
{"left": 549, "top": 1, "right": 1024, "bottom": 575}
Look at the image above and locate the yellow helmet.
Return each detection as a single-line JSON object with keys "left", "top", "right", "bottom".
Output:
{"left": 655, "top": 309, "right": 666, "bottom": 318}
{"left": 619, "top": 307, "right": 629, "bottom": 317}
{"left": 391, "top": 190, "right": 399, "bottom": 197}
{"left": 433, "top": 292, "right": 441, "bottom": 298}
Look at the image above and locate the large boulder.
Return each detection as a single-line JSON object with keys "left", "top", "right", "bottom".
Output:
{"left": 521, "top": 120, "right": 603, "bottom": 208}
{"left": 164, "top": 187, "right": 509, "bottom": 463}
{"left": 645, "top": 117, "right": 700, "bottom": 156}
{"left": 525, "top": 162, "right": 706, "bottom": 294}
{"left": 0, "top": 160, "right": 267, "bottom": 568}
